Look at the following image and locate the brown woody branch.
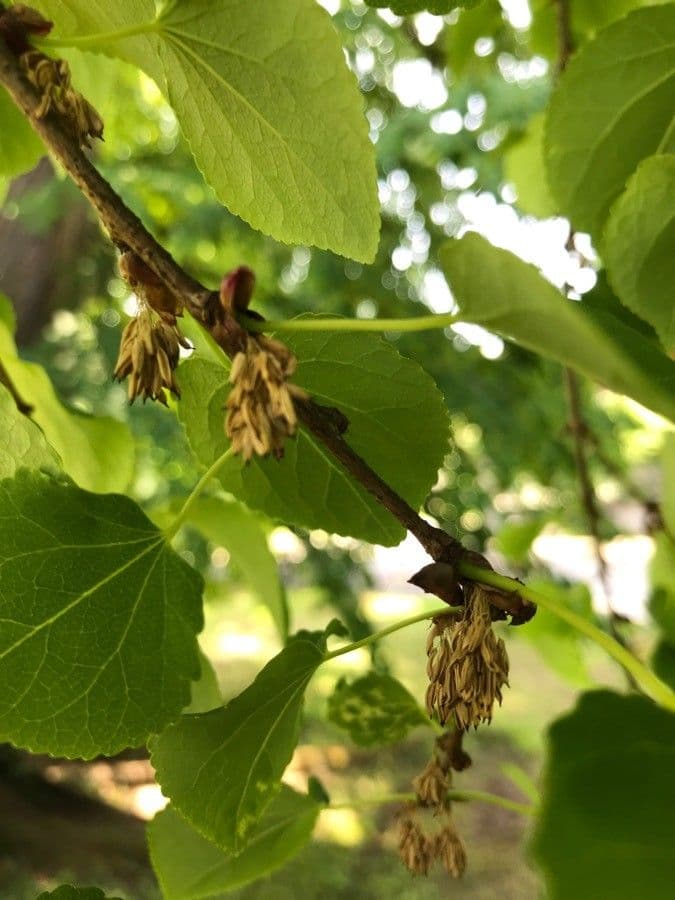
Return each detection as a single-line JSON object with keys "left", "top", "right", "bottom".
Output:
{"left": 0, "top": 27, "right": 535, "bottom": 622}
{"left": 563, "top": 369, "right": 611, "bottom": 596}
{"left": 553, "top": 0, "right": 574, "bottom": 76}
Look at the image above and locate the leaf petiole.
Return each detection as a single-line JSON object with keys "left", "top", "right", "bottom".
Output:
{"left": 323, "top": 605, "right": 460, "bottom": 661}
{"left": 36, "top": 19, "right": 161, "bottom": 51}
{"left": 164, "top": 446, "right": 235, "bottom": 541}
{"left": 240, "top": 312, "right": 462, "bottom": 335}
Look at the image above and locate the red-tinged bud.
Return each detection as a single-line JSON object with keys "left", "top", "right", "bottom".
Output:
{"left": 220, "top": 266, "right": 255, "bottom": 315}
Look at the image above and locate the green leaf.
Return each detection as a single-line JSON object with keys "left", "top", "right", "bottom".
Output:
{"left": 365, "top": 0, "right": 481, "bottom": 13}
{"left": 184, "top": 650, "right": 222, "bottom": 715}
{"left": 544, "top": 5, "right": 675, "bottom": 237}
{"left": 151, "top": 630, "right": 328, "bottom": 852}
{"left": 662, "top": 432, "right": 675, "bottom": 534}
{"left": 0, "top": 89, "right": 45, "bottom": 179}
{"left": 327, "top": 671, "right": 428, "bottom": 747}
{"left": 35, "top": 0, "right": 380, "bottom": 261}
{"left": 446, "top": 1, "right": 503, "bottom": 78}
{"left": 652, "top": 640, "right": 675, "bottom": 690}
{"left": 504, "top": 114, "right": 557, "bottom": 218}
{"left": 0, "top": 385, "right": 61, "bottom": 477}
{"left": 0, "top": 471, "right": 203, "bottom": 758}
{"left": 528, "top": 0, "right": 667, "bottom": 60}
{"left": 492, "top": 518, "right": 544, "bottom": 565}
{"left": 37, "top": 888, "right": 121, "bottom": 900}
{"left": 518, "top": 580, "right": 593, "bottom": 687}
{"left": 0, "top": 295, "right": 134, "bottom": 493}
{"left": 649, "top": 531, "right": 675, "bottom": 644}
{"left": 531, "top": 690, "right": 675, "bottom": 899}
{"left": 149, "top": 787, "right": 321, "bottom": 900}
{"left": 604, "top": 155, "right": 675, "bottom": 354}
{"left": 177, "top": 326, "right": 449, "bottom": 545}
{"left": 439, "top": 233, "right": 675, "bottom": 422}
{"left": 183, "top": 496, "right": 287, "bottom": 642}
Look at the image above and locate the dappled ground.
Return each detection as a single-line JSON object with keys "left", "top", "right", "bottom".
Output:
{"left": 1, "top": 583, "right": 624, "bottom": 899}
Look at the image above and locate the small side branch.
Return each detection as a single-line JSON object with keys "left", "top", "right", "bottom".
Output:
{"left": 553, "top": 0, "right": 574, "bottom": 76}
{"left": 564, "top": 368, "right": 611, "bottom": 597}
{"left": 0, "top": 358, "right": 32, "bottom": 413}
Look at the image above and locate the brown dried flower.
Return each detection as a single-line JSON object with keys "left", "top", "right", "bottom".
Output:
{"left": 226, "top": 334, "right": 308, "bottom": 461}
{"left": 113, "top": 305, "right": 189, "bottom": 404}
{"left": 413, "top": 756, "right": 449, "bottom": 808}
{"left": 20, "top": 49, "right": 103, "bottom": 148}
{"left": 426, "top": 587, "right": 509, "bottom": 730}
{"left": 434, "top": 817, "right": 468, "bottom": 878}
{"left": 397, "top": 813, "right": 434, "bottom": 876}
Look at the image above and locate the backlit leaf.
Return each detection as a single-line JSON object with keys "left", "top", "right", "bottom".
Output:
{"left": 440, "top": 233, "right": 675, "bottom": 422}
{"left": 604, "top": 155, "right": 675, "bottom": 354}
{"left": 0, "top": 295, "right": 134, "bottom": 493}
{"left": 33, "top": 0, "right": 380, "bottom": 261}
{"left": 544, "top": 5, "right": 675, "bottom": 237}
{"left": 149, "top": 788, "right": 320, "bottom": 899}
{"left": 183, "top": 495, "right": 287, "bottom": 642}
{"left": 0, "top": 385, "right": 60, "bottom": 477}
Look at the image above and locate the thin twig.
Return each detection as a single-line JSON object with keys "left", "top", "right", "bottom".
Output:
{"left": 0, "top": 357, "right": 32, "bottom": 413}
{"left": 563, "top": 369, "right": 611, "bottom": 597}
{"left": 553, "top": 0, "right": 574, "bottom": 76}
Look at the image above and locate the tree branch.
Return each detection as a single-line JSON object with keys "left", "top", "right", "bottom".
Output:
{"left": 2, "top": 31, "right": 522, "bottom": 591}
{"left": 564, "top": 368, "right": 611, "bottom": 597}
{"left": 553, "top": 0, "right": 574, "bottom": 76}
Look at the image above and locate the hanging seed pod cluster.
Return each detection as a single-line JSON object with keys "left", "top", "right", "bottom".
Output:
{"left": 398, "top": 744, "right": 468, "bottom": 878}
{"left": 114, "top": 307, "right": 189, "bottom": 404}
{"left": 226, "top": 334, "right": 308, "bottom": 461}
{"left": 425, "top": 586, "right": 509, "bottom": 730}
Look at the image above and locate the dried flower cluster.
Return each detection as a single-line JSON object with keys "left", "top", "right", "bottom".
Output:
{"left": 413, "top": 756, "right": 449, "bottom": 807}
{"left": 226, "top": 334, "right": 308, "bottom": 461}
{"left": 397, "top": 805, "right": 467, "bottom": 878}
{"left": 20, "top": 49, "right": 103, "bottom": 147}
{"left": 114, "top": 306, "right": 189, "bottom": 404}
{"left": 426, "top": 586, "right": 509, "bottom": 730}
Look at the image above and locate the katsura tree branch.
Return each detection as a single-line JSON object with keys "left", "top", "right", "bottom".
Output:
{"left": 564, "top": 369, "right": 612, "bottom": 599}
{"left": 0, "top": 31, "right": 467, "bottom": 566}
{"left": 2, "top": 25, "right": 674, "bottom": 711}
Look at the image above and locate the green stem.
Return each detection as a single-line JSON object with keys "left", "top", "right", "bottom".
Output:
{"left": 458, "top": 561, "right": 675, "bottom": 712}
{"left": 240, "top": 312, "right": 461, "bottom": 335}
{"left": 329, "top": 789, "right": 534, "bottom": 816}
{"left": 323, "top": 605, "right": 460, "bottom": 661}
{"left": 164, "top": 447, "right": 234, "bottom": 541}
{"left": 36, "top": 20, "right": 160, "bottom": 51}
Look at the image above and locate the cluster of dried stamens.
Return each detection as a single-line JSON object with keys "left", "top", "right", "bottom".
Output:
{"left": 426, "top": 586, "right": 509, "bottom": 730}
{"left": 398, "top": 753, "right": 467, "bottom": 878}
{"left": 19, "top": 49, "right": 103, "bottom": 148}
{"left": 226, "top": 334, "right": 308, "bottom": 461}
{"left": 114, "top": 305, "right": 189, "bottom": 404}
